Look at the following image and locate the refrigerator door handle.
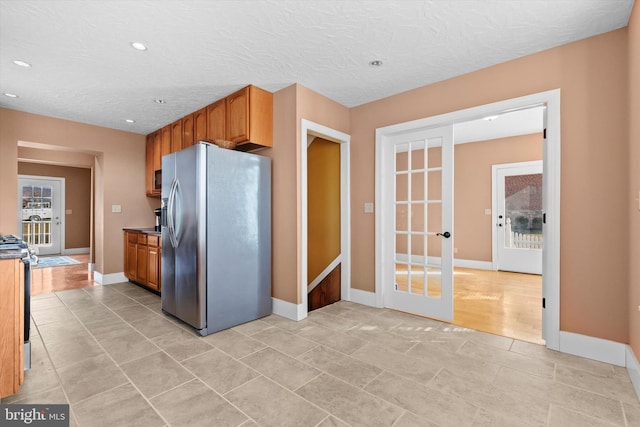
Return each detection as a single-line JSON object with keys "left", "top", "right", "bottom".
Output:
{"left": 167, "top": 179, "right": 179, "bottom": 248}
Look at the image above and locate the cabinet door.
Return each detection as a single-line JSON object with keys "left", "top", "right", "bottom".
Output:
{"left": 226, "top": 87, "right": 249, "bottom": 143}
{"left": 207, "top": 99, "right": 226, "bottom": 141}
{"left": 147, "top": 246, "right": 159, "bottom": 291}
{"left": 145, "top": 135, "right": 154, "bottom": 196}
{"left": 161, "top": 125, "right": 171, "bottom": 158}
{"left": 182, "top": 113, "right": 195, "bottom": 148}
{"left": 136, "top": 244, "right": 147, "bottom": 283}
{"left": 153, "top": 131, "right": 162, "bottom": 172}
{"left": 194, "top": 107, "right": 208, "bottom": 142}
{"left": 125, "top": 234, "right": 137, "bottom": 280}
{"left": 171, "top": 120, "right": 183, "bottom": 153}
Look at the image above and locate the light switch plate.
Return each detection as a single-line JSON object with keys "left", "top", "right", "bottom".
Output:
{"left": 65, "top": 209, "right": 72, "bottom": 215}
{"left": 364, "top": 202, "right": 374, "bottom": 214}
{"left": 485, "top": 208, "right": 492, "bottom": 215}
{"left": 111, "top": 204, "right": 122, "bottom": 213}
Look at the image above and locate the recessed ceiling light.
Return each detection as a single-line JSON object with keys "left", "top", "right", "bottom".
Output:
{"left": 125, "top": 119, "right": 135, "bottom": 123}
{"left": 131, "top": 42, "right": 147, "bottom": 51}
{"left": 13, "top": 60, "right": 31, "bottom": 68}
{"left": 154, "top": 99, "right": 166, "bottom": 104}
{"left": 4, "top": 93, "right": 18, "bottom": 98}
{"left": 369, "top": 60, "right": 383, "bottom": 67}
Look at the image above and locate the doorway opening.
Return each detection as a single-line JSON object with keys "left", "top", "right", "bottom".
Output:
{"left": 307, "top": 136, "right": 342, "bottom": 312}
{"left": 375, "top": 89, "right": 561, "bottom": 350}
{"left": 301, "top": 119, "right": 351, "bottom": 320}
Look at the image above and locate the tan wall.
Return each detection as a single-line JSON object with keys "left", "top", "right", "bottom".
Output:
{"left": 262, "top": 85, "right": 298, "bottom": 303}
{"left": 0, "top": 108, "right": 159, "bottom": 275}
{"left": 261, "top": 84, "right": 350, "bottom": 305}
{"left": 628, "top": 2, "right": 640, "bottom": 356}
{"left": 350, "top": 29, "right": 629, "bottom": 343}
{"left": 18, "top": 162, "right": 92, "bottom": 249}
{"left": 307, "top": 138, "right": 341, "bottom": 282}
{"left": 455, "top": 133, "right": 542, "bottom": 261}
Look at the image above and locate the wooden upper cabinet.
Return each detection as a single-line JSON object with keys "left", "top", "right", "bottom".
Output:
{"left": 144, "top": 86, "right": 272, "bottom": 198}
{"left": 194, "top": 107, "right": 208, "bottom": 142}
{"left": 145, "top": 134, "right": 154, "bottom": 196}
{"left": 206, "top": 99, "right": 226, "bottom": 141}
{"left": 171, "top": 120, "right": 183, "bottom": 153}
{"left": 182, "top": 113, "right": 195, "bottom": 148}
{"left": 161, "top": 125, "right": 171, "bottom": 157}
{"left": 226, "top": 85, "right": 273, "bottom": 151}
{"left": 153, "top": 131, "right": 162, "bottom": 172}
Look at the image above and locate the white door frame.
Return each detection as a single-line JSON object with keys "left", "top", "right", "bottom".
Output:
{"left": 300, "top": 119, "right": 351, "bottom": 320}
{"left": 17, "top": 175, "right": 66, "bottom": 255}
{"left": 492, "top": 160, "right": 543, "bottom": 274}
{"left": 376, "top": 89, "right": 561, "bottom": 350}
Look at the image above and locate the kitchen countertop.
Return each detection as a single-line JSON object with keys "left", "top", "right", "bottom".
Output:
{"left": 0, "top": 250, "right": 26, "bottom": 260}
{"left": 123, "top": 227, "right": 161, "bottom": 235}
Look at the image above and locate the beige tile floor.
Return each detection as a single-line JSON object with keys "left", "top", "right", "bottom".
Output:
{"left": 2, "top": 282, "right": 640, "bottom": 426}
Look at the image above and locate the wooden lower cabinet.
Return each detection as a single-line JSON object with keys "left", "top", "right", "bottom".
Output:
{"left": 0, "top": 258, "right": 24, "bottom": 398}
{"left": 124, "top": 230, "right": 161, "bottom": 293}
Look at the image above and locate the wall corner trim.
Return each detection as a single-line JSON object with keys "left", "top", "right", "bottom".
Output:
{"left": 627, "top": 346, "right": 640, "bottom": 400}
{"left": 94, "top": 271, "right": 127, "bottom": 285}
{"left": 349, "top": 288, "right": 378, "bottom": 307}
{"left": 558, "top": 331, "right": 626, "bottom": 366}
{"left": 272, "top": 297, "right": 307, "bottom": 321}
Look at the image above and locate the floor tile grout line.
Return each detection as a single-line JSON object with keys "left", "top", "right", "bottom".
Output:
{"left": 50, "top": 287, "right": 175, "bottom": 426}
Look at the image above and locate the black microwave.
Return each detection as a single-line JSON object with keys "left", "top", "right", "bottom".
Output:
{"left": 154, "top": 170, "right": 162, "bottom": 190}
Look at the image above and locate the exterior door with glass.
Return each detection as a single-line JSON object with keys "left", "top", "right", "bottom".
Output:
{"left": 382, "top": 125, "right": 454, "bottom": 321}
{"left": 18, "top": 176, "right": 64, "bottom": 255}
{"left": 494, "top": 161, "right": 543, "bottom": 275}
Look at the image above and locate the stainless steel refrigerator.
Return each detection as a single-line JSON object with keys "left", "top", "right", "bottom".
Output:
{"left": 161, "top": 142, "right": 271, "bottom": 336}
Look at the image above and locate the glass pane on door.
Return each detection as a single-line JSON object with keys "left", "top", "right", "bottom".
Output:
{"left": 21, "top": 184, "right": 53, "bottom": 247}
{"left": 394, "top": 139, "right": 444, "bottom": 297}
{"left": 503, "top": 173, "right": 543, "bottom": 250}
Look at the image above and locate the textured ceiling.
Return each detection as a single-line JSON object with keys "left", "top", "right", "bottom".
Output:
{"left": 0, "top": 0, "right": 634, "bottom": 135}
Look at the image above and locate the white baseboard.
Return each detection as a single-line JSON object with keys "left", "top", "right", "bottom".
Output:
{"left": 349, "top": 288, "right": 377, "bottom": 307}
{"left": 627, "top": 346, "right": 640, "bottom": 400}
{"left": 272, "top": 297, "right": 306, "bottom": 321}
{"left": 558, "top": 331, "right": 626, "bottom": 366}
{"left": 63, "top": 247, "right": 90, "bottom": 255}
{"left": 94, "top": 271, "right": 128, "bottom": 285}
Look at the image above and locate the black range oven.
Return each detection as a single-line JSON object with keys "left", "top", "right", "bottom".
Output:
{"left": 0, "top": 234, "right": 35, "bottom": 370}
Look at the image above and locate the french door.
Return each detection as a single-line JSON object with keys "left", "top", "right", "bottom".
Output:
{"left": 18, "top": 176, "right": 64, "bottom": 255}
{"left": 494, "top": 161, "right": 543, "bottom": 275}
{"left": 382, "top": 125, "right": 454, "bottom": 321}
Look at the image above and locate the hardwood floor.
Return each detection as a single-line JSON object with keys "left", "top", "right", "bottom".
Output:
{"left": 451, "top": 268, "right": 543, "bottom": 345}
{"left": 395, "top": 265, "right": 543, "bottom": 344}
{"left": 32, "top": 256, "right": 542, "bottom": 345}
{"left": 30, "top": 254, "right": 98, "bottom": 295}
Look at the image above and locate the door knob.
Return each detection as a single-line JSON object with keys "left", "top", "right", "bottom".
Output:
{"left": 436, "top": 231, "right": 451, "bottom": 238}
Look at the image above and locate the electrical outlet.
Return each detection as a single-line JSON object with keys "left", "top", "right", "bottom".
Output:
{"left": 454, "top": 248, "right": 458, "bottom": 254}
{"left": 364, "top": 202, "right": 374, "bottom": 214}
{"left": 484, "top": 208, "right": 492, "bottom": 215}
{"left": 111, "top": 204, "right": 122, "bottom": 213}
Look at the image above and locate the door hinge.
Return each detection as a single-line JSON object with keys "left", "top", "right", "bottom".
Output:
{"left": 543, "top": 213, "right": 546, "bottom": 224}
{"left": 542, "top": 297, "right": 546, "bottom": 309}
{"left": 395, "top": 283, "right": 398, "bottom": 290}
{"left": 543, "top": 128, "right": 547, "bottom": 139}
